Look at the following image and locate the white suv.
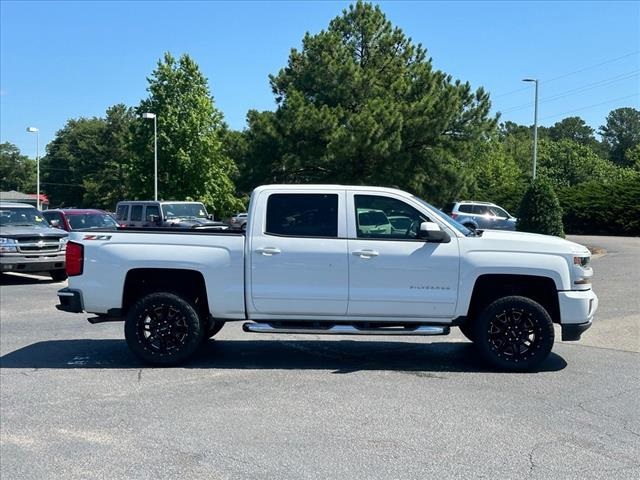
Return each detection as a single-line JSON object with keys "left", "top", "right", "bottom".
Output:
{"left": 444, "top": 201, "right": 517, "bottom": 231}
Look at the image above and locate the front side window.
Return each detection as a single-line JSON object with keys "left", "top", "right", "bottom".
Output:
{"left": 266, "top": 194, "right": 338, "bottom": 237}
{"left": 130, "top": 205, "right": 143, "bottom": 222}
{"left": 116, "top": 205, "right": 129, "bottom": 221}
{"left": 488, "top": 206, "right": 509, "bottom": 218}
{"left": 355, "top": 195, "right": 428, "bottom": 239}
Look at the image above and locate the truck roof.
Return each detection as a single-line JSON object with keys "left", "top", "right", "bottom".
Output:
{"left": 253, "top": 184, "right": 414, "bottom": 197}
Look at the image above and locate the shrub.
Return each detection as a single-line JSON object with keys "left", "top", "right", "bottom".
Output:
{"left": 516, "top": 178, "right": 564, "bottom": 237}
{"left": 558, "top": 175, "right": 640, "bottom": 235}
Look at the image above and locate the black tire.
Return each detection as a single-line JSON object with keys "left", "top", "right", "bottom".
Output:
{"left": 458, "top": 321, "right": 476, "bottom": 342}
{"left": 50, "top": 270, "right": 68, "bottom": 282}
{"left": 124, "top": 292, "right": 205, "bottom": 366}
{"left": 463, "top": 223, "right": 476, "bottom": 231}
{"left": 473, "top": 296, "right": 554, "bottom": 372}
{"left": 206, "top": 320, "right": 225, "bottom": 339}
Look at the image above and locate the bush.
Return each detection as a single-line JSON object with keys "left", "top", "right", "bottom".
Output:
{"left": 516, "top": 178, "right": 564, "bottom": 237}
{"left": 558, "top": 175, "right": 640, "bottom": 235}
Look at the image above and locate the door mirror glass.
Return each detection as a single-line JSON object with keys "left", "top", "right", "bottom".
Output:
{"left": 417, "top": 221, "right": 450, "bottom": 243}
{"left": 49, "top": 219, "right": 60, "bottom": 228}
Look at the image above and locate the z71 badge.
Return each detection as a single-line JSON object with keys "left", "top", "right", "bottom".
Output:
{"left": 82, "top": 235, "right": 112, "bottom": 241}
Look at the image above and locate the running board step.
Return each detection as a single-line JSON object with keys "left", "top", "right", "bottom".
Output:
{"left": 242, "top": 323, "right": 450, "bottom": 336}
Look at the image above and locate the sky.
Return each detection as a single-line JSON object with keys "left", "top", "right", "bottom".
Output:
{"left": 1, "top": 0, "right": 639, "bottom": 159}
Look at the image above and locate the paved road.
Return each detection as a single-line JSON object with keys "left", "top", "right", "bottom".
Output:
{"left": 1, "top": 236, "right": 638, "bottom": 479}
{"left": 566, "top": 235, "right": 639, "bottom": 352}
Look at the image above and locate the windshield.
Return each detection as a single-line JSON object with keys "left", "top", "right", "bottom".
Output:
{"left": 0, "top": 206, "right": 49, "bottom": 227}
{"left": 67, "top": 213, "right": 118, "bottom": 230}
{"left": 411, "top": 196, "right": 473, "bottom": 236}
{"left": 161, "top": 203, "right": 208, "bottom": 219}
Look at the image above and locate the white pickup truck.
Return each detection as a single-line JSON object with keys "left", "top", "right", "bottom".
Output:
{"left": 57, "top": 185, "right": 597, "bottom": 371}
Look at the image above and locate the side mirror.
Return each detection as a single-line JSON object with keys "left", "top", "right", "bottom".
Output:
{"left": 417, "top": 221, "right": 451, "bottom": 243}
{"left": 49, "top": 219, "right": 60, "bottom": 228}
{"left": 207, "top": 214, "right": 215, "bottom": 220}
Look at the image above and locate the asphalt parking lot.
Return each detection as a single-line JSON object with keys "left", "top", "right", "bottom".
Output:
{"left": 1, "top": 235, "right": 638, "bottom": 479}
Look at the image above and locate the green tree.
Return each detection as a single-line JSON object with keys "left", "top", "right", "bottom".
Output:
{"left": 464, "top": 138, "right": 526, "bottom": 213}
{"left": 41, "top": 117, "right": 106, "bottom": 207}
{"left": 599, "top": 107, "right": 640, "bottom": 166}
{"left": 536, "top": 138, "right": 633, "bottom": 188}
{"left": 82, "top": 104, "right": 137, "bottom": 209}
{"left": 0, "top": 142, "right": 36, "bottom": 192}
{"left": 516, "top": 178, "right": 564, "bottom": 237}
{"left": 244, "top": 1, "right": 497, "bottom": 205}
{"left": 133, "top": 52, "right": 242, "bottom": 216}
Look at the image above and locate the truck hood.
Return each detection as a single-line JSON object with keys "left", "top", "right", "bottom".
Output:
{"left": 470, "top": 229, "right": 590, "bottom": 256}
{"left": 0, "top": 225, "right": 68, "bottom": 238}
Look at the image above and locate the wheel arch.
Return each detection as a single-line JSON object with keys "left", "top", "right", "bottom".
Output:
{"left": 466, "top": 274, "right": 560, "bottom": 324}
{"left": 122, "top": 268, "right": 210, "bottom": 320}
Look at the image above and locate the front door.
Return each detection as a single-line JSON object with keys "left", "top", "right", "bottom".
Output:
{"left": 347, "top": 193, "right": 459, "bottom": 319}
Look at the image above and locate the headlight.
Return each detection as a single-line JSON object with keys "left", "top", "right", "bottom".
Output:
{"left": 0, "top": 237, "right": 18, "bottom": 253}
{"left": 573, "top": 256, "right": 590, "bottom": 267}
{"left": 572, "top": 256, "right": 592, "bottom": 285}
{"left": 59, "top": 237, "right": 69, "bottom": 251}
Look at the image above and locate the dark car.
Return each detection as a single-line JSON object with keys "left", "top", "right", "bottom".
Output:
{"left": 42, "top": 209, "right": 119, "bottom": 231}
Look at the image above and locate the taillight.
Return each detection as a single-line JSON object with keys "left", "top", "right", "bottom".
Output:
{"left": 66, "top": 241, "right": 84, "bottom": 276}
{"left": 451, "top": 213, "right": 458, "bottom": 219}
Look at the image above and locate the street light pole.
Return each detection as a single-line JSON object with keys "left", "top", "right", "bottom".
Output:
{"left": 142, "top": 113, "right": 158, "bottom": 200}
{"left": 522, "top": 78, "right": 539, "bottom": 180}
{"left": 26, "top": 127, "right": 40, "bottom": 209}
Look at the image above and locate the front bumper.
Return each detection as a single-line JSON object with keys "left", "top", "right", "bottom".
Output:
{"left": 558, "top": 289, "right": 598, "bottom": 341}
{"left": 1, "top": 252, "right": 66, "bottom": 273}
{"left": 56, "top": 288, "right": 84, "bottom": 313}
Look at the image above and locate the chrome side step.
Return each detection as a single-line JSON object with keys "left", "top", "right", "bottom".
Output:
{"left": 242, "top": 323, "right": 450, "bottom": 336}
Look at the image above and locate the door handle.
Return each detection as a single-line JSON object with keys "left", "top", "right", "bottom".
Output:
{"left": 352, "top": 249, "right": 379, "bottom": 258}
{"left": 256, "top": 247, "right": 281, "bottom": 256}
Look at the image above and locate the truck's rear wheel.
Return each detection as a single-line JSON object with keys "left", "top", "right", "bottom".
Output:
{"left": 473, "top": 296, "right": 554, "bottom": 372}
{"left": 124, "top": 292, "right": 204, "bottom": 366}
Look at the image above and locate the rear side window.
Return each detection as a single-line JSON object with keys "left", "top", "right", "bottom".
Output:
{"left": 116, "top": 205, "right": 129, "bottom": 221}
{"left": 266, "top": 194, "right": 338, "bottom": 237}
{"left": 458, "top": 204, "right": 473, "bottom": 214}
{"left": 473, "top": 205, "right": 489, "bottom": 215}
{"left": 130, "top": 205, "right": 143, "bottom": 222}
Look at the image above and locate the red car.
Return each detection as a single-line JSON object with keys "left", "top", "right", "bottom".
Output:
{"left": 42, "top": 209, "right": 119, "bottom": 231}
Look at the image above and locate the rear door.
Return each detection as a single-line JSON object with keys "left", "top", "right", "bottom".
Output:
{"left": 249, "top": 190, "right": 349, "bottom": 316}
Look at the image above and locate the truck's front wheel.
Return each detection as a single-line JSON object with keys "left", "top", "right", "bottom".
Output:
{"left": 473, "top": 296, "right": 554, "bottom": 372}
{"left": 124, "top": 292, "right": 204, "bottom": 366}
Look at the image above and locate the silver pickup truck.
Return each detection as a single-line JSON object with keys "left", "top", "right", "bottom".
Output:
{"left": 0, "top": 202, "right": 68, "bottom": 281}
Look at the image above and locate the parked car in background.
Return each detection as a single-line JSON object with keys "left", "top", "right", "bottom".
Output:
{"left": 115, "top": 201, "right": 228, "bottom": 230}
{"left": 42, "top": 209, "right": 119, "bottom": 232}
{"left": 229, "top": 212, "right": 248, "bottom": 230}
{"left": 443, "top": 201, "right": 517, "bottom": 231}
{"left": 0, "top": 202, "right": 68, "bottom": 280}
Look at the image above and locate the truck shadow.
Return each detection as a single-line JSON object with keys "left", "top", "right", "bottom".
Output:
{"left": 0, "top": 339, "right": 567, "bottom": 373}
{"left": 0, "top": 273, "right": 63, "bottom": 285}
